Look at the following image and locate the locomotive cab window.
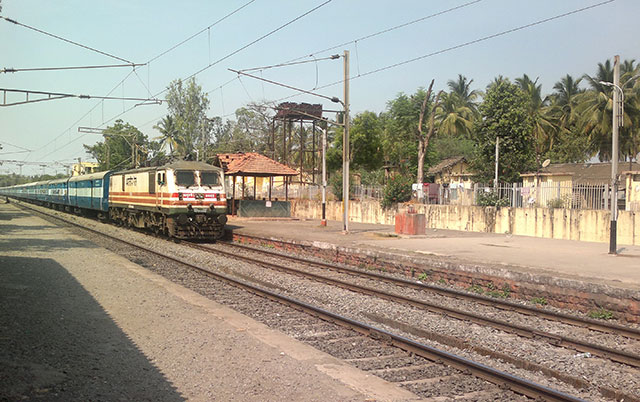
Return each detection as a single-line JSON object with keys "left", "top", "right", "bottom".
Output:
{"left": 200, "top": 171, "right": 220, "bottom": 187}
{"left": 157, "top": 172, "right": 166, "bottom": 185}
{"left": 175, "top": 171, "right": 196, "bottom": 188}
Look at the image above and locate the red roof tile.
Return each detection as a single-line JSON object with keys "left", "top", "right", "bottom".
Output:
{"left": 216, "top": 153, "right": 298, "bottom": 177}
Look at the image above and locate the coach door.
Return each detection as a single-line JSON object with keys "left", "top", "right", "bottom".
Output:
{"left": 149, "top": 171, "right": 158, "bottom": 208}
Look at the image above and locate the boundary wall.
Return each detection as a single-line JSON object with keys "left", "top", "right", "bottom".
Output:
{"left": 290, "top": 200, "right": 639, "bottom": 246}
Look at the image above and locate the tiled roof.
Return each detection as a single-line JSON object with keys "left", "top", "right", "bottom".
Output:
{"left": 521, "top": 162, "right": 640, "bottom": 184}
{"left": 216, "top": 153, "right": 298, "bottom": 177}
{"left": 427, "top": 156, "right": 466, "bottom": 174}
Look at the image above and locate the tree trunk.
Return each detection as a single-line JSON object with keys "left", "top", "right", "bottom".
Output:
{"left": 416, "top": 80, "right": 441, "bottom": 199}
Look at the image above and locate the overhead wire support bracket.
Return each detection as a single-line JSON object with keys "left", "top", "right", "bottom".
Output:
{"left": 228, "top": 68, "right": 342, "bottom": 105}
{"left": 0, "top": 88, "right": 162, "bottom": 107}
{"left": 1, "top": 63, "right": 145, "bottom": 74}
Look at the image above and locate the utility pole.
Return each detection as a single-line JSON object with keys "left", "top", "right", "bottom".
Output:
{"left": 342, "top": 50, "right": 350, "bottom": 233}
{"left": 494, "top": 136, "right": 499, "bottom": 190}
{"left": 610, "top": 55, "right": 621, "bottom": 254}
{"left": 321, "top": 126, "right": 327, "bottom": 226}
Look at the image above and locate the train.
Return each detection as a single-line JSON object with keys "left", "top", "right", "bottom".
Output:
{"left": 0, "top": 161, "right": 228, "bottom": 240}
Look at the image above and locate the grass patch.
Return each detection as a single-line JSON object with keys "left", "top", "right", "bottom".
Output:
{"left": 531, "top": 297, "right": 548, "bottom": 305}
{"left": 417, "top": 272, "right": 429, "bottom": 281}
{"left": 467, "top": 284, "right": 484, "bottom": 294}
{"left": 588, "top": 308, "right": 615, "bottom": 320}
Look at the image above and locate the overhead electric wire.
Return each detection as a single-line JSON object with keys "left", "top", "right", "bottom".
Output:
{"left": 35, "top": 69, "right": 137, "bottom": 159}
{"left": 1, "top": 63, "right": 145, "bottom": 74}
{"left": 239, "top": 54, "right": 340, "bottom": 73}
{"left": 0, "top": 87, "right": 161, "bottom": 107}
{"left": 287, "top": 0, "right": 484, "bottom": 63}
{"left": 1, "top": 15, "right": 134, "bottom": 64}
{"left": 146, "top": 0, "right": 258, "bottom": 64}
{"left": 32, "top": 2, "right": 260, "bottom": 162}
{"left": 182, "top": 0, "right": 333, "bottom": 83}
{"left": 34, "top": 1, "right": 331, "bottom": 163}
{"left": 0, "top": 140, "right": 32, "bottom": 152}
{"left": 260, "top": 0, "right": 615, "bottom": 106}
{"left": 99, "top": 0, "right": 334, "bottom": 128}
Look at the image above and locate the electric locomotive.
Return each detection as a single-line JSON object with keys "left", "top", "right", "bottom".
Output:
{"left": 108, "top": 161, "right": 227, "bottom": 239}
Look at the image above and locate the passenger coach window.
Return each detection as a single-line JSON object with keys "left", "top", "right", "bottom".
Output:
{"left": 200, "top": 171, "right": 220, "bottom": 187}
{"left": 175, "top": 171, "right": 196, "bottom": 188}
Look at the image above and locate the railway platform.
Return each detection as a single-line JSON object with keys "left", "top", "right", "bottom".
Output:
{"left": 227, "top": 217, "right": 640, "bottom": 321}
{"left": 0, "top": 202, "right": 417, "bottom": 401}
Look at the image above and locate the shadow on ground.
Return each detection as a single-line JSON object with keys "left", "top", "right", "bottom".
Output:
{"left": 0, "top": 256, "right": 184, "bottom": 401}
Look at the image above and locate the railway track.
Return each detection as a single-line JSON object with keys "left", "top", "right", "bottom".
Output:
{"left": 194, "top": 241, "right": 640, "bottom": 367}
{"left": 13, "top": 200, "right": 593, "bottom": 401}
{"left": 225, "top": 236, "right": 640, "bottom": 340}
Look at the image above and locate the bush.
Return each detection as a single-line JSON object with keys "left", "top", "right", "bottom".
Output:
{"left": 381, "top": 175, "right": 412, "bottom": 209}
{"left": 476, "top": 190, "right": 510, "bottom": 207}
{"left": 547, "top": 197, "right": 567, "bottom": 209}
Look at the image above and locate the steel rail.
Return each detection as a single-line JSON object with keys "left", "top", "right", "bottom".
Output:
{"left": 226, "top": 235, "right": 640, "bottom": 340}
{"left": 13, "top": 201, "right": 585, "bottom": 402}
{"left": 191, "top": 242, "right": 640, "bottom": 368}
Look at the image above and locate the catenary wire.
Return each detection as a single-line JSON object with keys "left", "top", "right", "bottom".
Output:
{"left": 1, "top": 16, "right": 133, "bottom": 64}
{"left": 23, "top": 2, "right": 259, "bottom": 165}
{"left": 1, "top": 63, "right": 145, "bottom": 73}
{"left": 33, "top": 1, "right": 332, "bottom": 164}
{"left": 146, "top": 0, "right": 258, "bottom": 64}
{"left": 285, "top": 0, "right": 484, "bottom": 63}
{"left": 259, "top": 0, "right": 615, "bottom": 107}
{"left": 99, "top": 0, "right": 334, "bottom": 128}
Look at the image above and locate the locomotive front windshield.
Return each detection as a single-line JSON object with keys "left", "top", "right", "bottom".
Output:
{"left": 200, "top": 171, "right": 221, "bottom": 187}
{"left": 175, "top": 171, "right": 196, "bottom": 188}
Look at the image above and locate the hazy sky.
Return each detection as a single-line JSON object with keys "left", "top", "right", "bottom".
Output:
{"left": 1, "top": 0, "right": 638, "bottom": 175}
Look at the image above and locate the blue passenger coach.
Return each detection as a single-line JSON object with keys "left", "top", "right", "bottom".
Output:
{"left": 68, "top": 171, "right": 111, "bottom": 212}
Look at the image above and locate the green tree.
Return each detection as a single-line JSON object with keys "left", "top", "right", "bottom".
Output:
{"left": 84, "top": 120, "right": 148, "bottom": 170}
{"left": 384, "top": 81, "right": 441, "bottom": 184}
{"left": 327, "top": 111, "right": 383, "bottom": 172}
{"left": 472, "top": 79, "right": 535, "bottom": 183}
{"left": 162, "top": 78, "right": 210, "bottom": 159}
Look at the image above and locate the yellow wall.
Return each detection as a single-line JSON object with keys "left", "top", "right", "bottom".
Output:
{"left": 627, "top": 172, "right": 640, "bottom": 211}
{"left": 290, "top": 200, "right": 639, "bottom": 246}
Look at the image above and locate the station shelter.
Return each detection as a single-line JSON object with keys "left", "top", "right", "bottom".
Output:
{"left": 216, "top": 152, "right": 298, "bottom": 217}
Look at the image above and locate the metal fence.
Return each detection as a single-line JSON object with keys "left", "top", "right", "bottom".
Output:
{"left": 228, "top": 180, "right": 616, "bottom": 210}
{"left": 441, "top": 182, "right": 616, "bottom": 210}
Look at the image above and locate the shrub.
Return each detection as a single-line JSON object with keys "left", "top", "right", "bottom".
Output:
{"left": 547, "top": 197, "right": 567, "bottom": 209}
{"left": 381, "top": 175, "right": 412, "bottom": 209}
{"left": 476, "top": 190, "right": 510, "bottom": 207}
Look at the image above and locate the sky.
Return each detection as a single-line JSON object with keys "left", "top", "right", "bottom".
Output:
{"left": 1, "top": 0, "right": 639, "bottom": 176}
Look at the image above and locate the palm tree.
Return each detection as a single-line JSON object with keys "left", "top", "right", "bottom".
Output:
{"left": 577, "top": 59, "right": 640, "bottom": 161}
{"left": 153, "top": 116, "right": 184, "bottom": 156}
{"left": 435, "top": 75, "right": 479, "bottom": 138}
{"left": 447, "top": 74, "right": 481, "bottom": 114}
{"left": 515, "top": 74, "right": 555, "bottom": 164}
{"left": 543, "top": 75, "right": 589, "bottom": 162}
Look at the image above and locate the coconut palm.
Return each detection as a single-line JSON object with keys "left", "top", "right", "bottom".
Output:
{"left": 515, "top": 74, "right": 556, "bottom": 164}
{"left": 435, "top": 75, "right": 479, "bottom": 138}
{"left": 577, "top": 59, "right": 640, "bottom": 161}
{"left": 447, "top": 74, "right": 481, "bottom": 114}
{"left": 153, "top": 115, "right": 184, "bottom": 156}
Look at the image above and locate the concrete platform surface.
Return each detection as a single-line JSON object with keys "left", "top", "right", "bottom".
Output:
{"left": 0, "top": 202, "right": 418, "bottom": 401}
{"left": 228, "top": 217, "right": 640, "bottom": 292}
